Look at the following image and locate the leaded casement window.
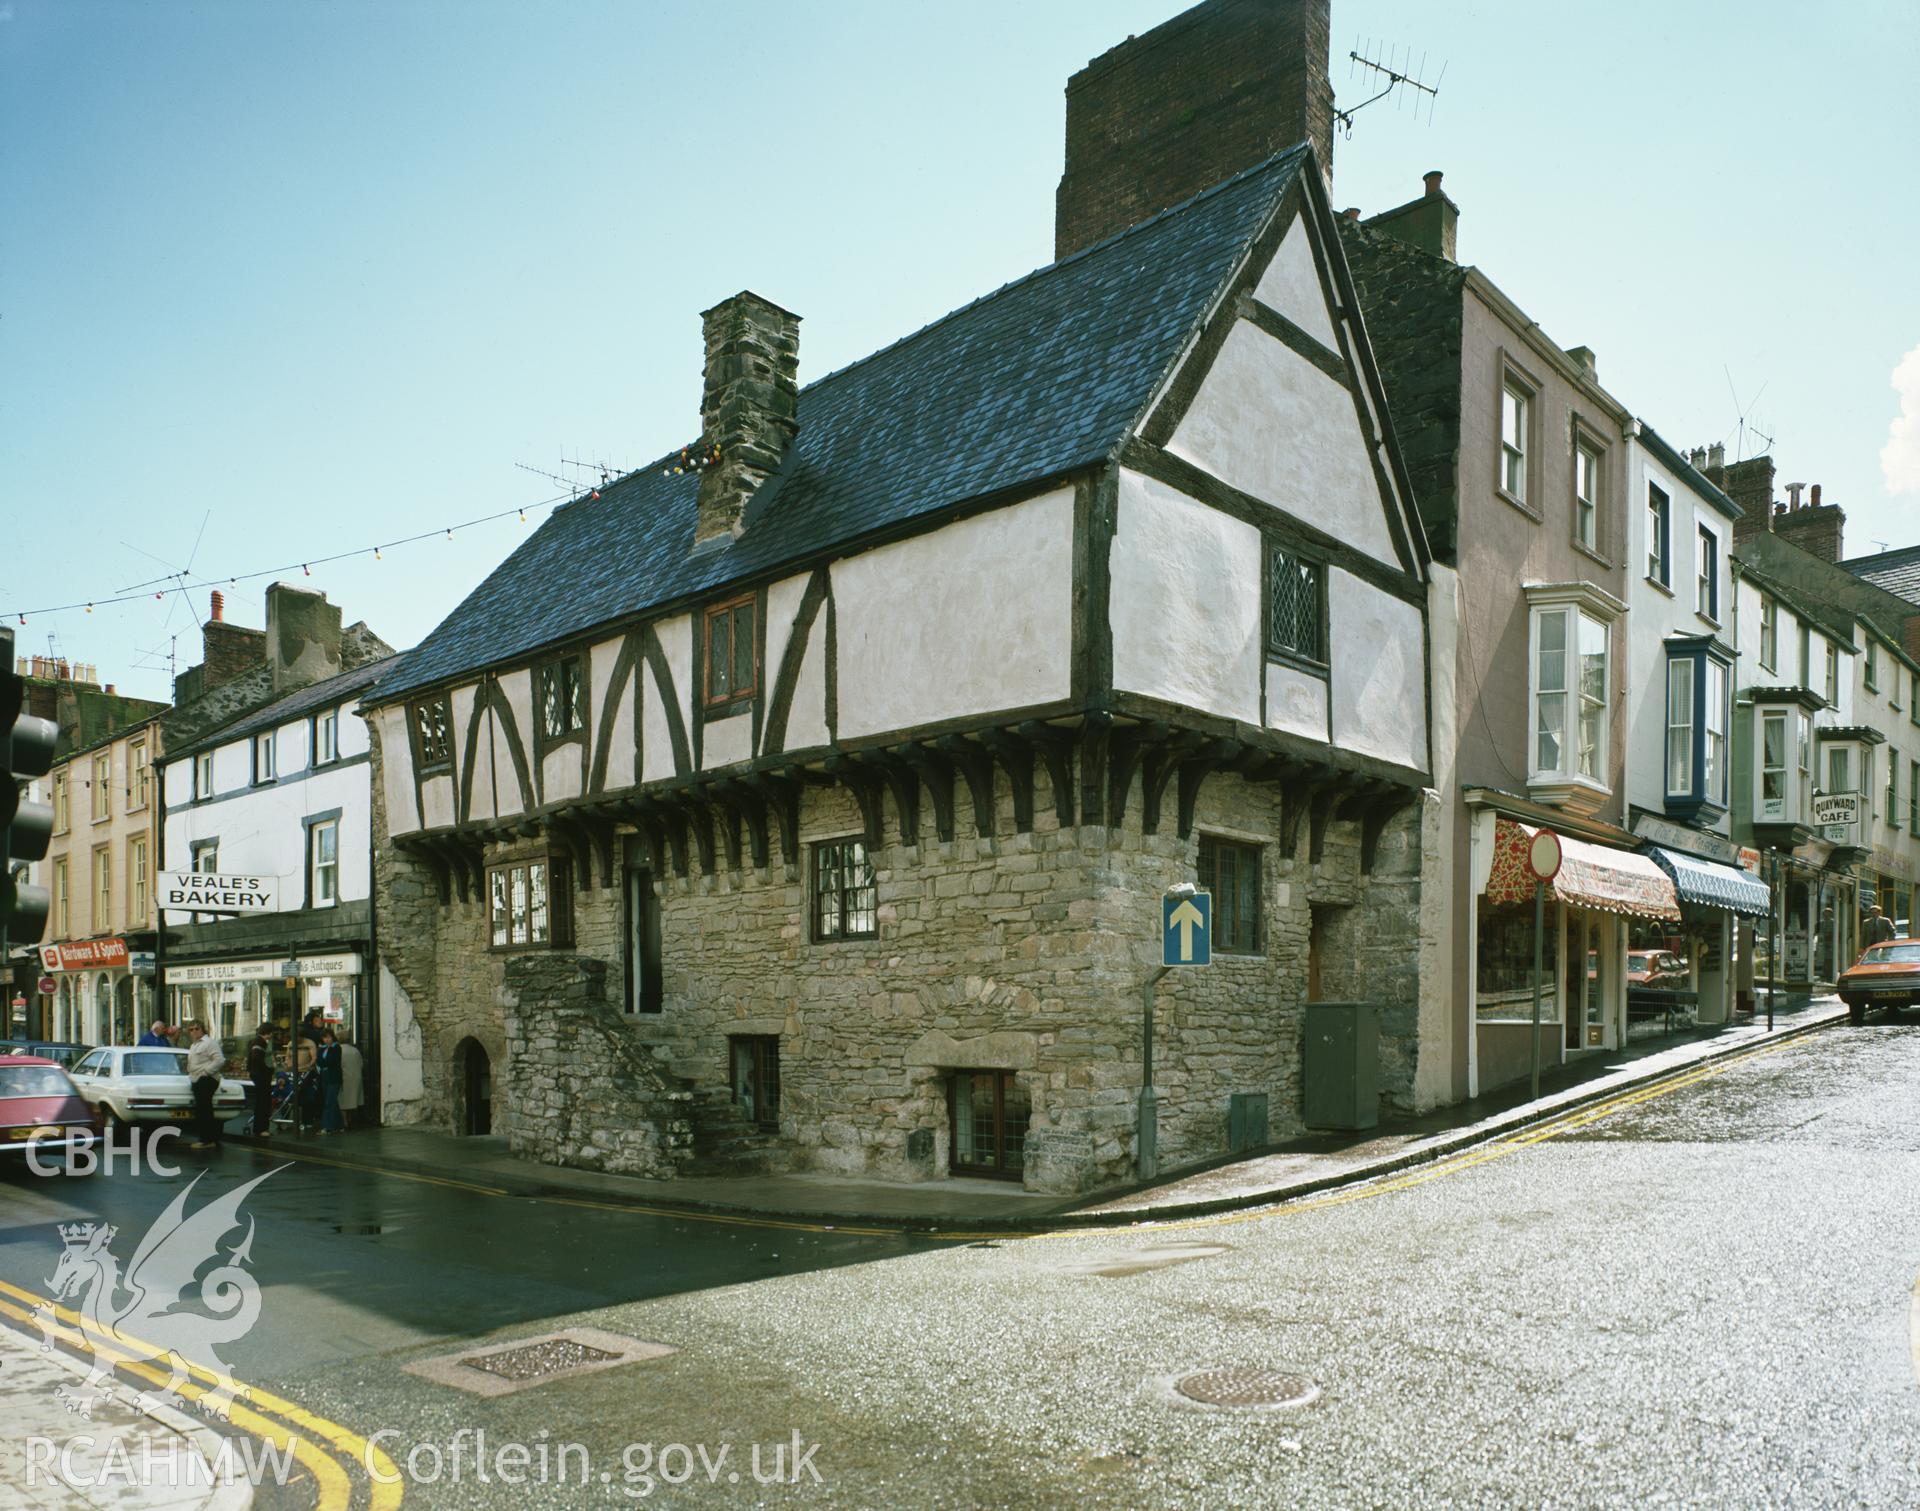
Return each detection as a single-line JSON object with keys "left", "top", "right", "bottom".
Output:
{"left": 811, "top": 838, "right": 876, "bottom": 941}
{"left": 1646, "top": 484, "right": 1670, "bottom": 584}
{"left": 1499, "top": 380, "right": 1530, "bottom": 502}
{"left": 1196, "top": 835, "right": 1261, "bottom": 955}
{"left": 1266, "top": 546, "right": 1324, "bottom": 665}
{"left": 1695, "top": 526, "right": 1718, "bottom": 620}
{"left": 1573, "top": 440, "right": 1600, "bottom": 549}
{"left": 539, "top": 656, "right": 586, "bottom": 739}
{"left": 1529, "top": 604, "right": 1610, "bottom": 789}
{"left": 1759, "top": 595, "right": 1778, "bottom": 670}
{"left": 311, "top": 819, "right": 339, "bottom": 907}
{"left": 488, "top": 856, "right": 571, "bottom": 950}
{"left": 704, "top": 595, "right": 757, "bottom": 708}
{"left": 252, "top": 730, "right": 276, "bottom": 785}
{"left": 412, "top": 696, "right": 452, "bottom": 772}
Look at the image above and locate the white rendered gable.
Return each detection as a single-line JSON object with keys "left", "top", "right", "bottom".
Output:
{"left": 1253, "top": 213, "right": 1339, "bottom": 350}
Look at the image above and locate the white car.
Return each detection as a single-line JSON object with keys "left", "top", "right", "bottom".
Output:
{"left": 67, "top": 1046, "right": 250, "bottom": 1131}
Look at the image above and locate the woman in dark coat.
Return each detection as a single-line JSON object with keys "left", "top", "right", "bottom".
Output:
{"left": 318, "top": 1028, "right": 345, "bottom": 1134}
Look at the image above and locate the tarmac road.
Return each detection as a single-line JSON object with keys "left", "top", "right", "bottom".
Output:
{"left": 4, "top": 1019, "right": 1917, "bottom": 1506}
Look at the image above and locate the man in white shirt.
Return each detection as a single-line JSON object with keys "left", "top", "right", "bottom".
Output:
{"left": 185, "top": 1021, "right": 226, "bottom": 1151}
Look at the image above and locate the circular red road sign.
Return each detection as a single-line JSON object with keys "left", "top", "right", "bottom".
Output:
{"left": 1527, "top": 828, "right": 1563, "bottom": 883}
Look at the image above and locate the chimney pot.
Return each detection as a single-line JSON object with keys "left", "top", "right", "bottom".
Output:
{"left": 1343, "top": 206, "right": 1361, "bottom": 222}
{"left": 104, "top": 683, "right": 115, "bottom": 695}
{"left": 1707, "top": 442, "right": 1725, "bottom": 470}
{"left": 1785, "top": 482, "right": 1805, "bottom": 509}
{"left": 210, "top": 590, "right": 224, "bottom": 623}
{"left": 1423, "top": 170, "right": 1444, "bottom": 197}
{"left": 1810, "top": 483, "right": 1822, "bottom": 506}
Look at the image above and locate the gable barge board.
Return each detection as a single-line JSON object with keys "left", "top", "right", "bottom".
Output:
{"left": 1118, "top": 441, "right": 1426, "bottom": 609}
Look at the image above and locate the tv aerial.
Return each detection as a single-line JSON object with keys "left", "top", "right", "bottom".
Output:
{"left": 1336, "top": 41, "right": 1444, "bottom": 137}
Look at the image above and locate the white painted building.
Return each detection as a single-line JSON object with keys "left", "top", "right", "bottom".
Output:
{"left": 1620, "top": 428, "right": 1767, "bottom": 1024}
{"left": 158, "top": 658, "right": 389, "bottom": 1060}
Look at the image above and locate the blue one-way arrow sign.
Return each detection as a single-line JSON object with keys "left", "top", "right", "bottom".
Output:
{"left": 1162, "top": 891, "right": 1211, "bottom": 966}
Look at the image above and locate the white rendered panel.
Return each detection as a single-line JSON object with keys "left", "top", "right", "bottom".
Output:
{"left": 641, "top": 659, "right": 676, "bottom": 783}
{"left": 762, "top": 574, "right": 811, "bottom": 753}
{"left": 1265, "top": 661, "right": 1329, "bottom": 741}
{"left": 703, "top": 712, "right": 753, "bottom": 770}
{"left": 785, "top": 617, "right": 831, "bottom": 752}
{"left": 832, "top": 488, "right": 1073, "bottom": 739}
{"left": 1168, "top": 320, "right": 1397, "bottom": 565}
{"left": 419, "top": 774, "right": 455, "bottom": 830}
{"left": 604, "top": 661, "right": 637, "bottom": 791}
{"left": 1252, "top": 213, "right": 1339, "bottom": 350}
{"left": 378, "top": 708, "right": 418, "bottom": 835}
{"left": 543, "top": 745, "right": 581, "bottom": 804}
{"left": 1329, "top": 570, "right": 1427, "bottom": 771}
{"left": 656, "top": 614, "right": 692, "bottom": 754}
{"left": 1111, "top": 467, "right": 1261, "bottom": 723}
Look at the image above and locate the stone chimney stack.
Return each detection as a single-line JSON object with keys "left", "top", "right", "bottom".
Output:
{"left": 1359, "top": 168, "right": 1461, "bottom": 262}
{"left": 265, "top": 582, "right": 344, "bottom": 693}
{"left": 1054, "top": 0, "right": 1333, "bottom": 260}
{"left": 695, "top": 291, "right": 801, "bottom": 546}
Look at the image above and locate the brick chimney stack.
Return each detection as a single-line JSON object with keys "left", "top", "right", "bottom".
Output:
{"left": 695, "top": 291, "right": 801, "bottom": 546}
{"left": 1703, "top": 451, "right": 1777, "bottom": 547}
{"left": 1773, "top": 481, "right": 1845, "bottom": 563}
{"left": 1053, "top": 0, "right": 1333, "bottom": 260}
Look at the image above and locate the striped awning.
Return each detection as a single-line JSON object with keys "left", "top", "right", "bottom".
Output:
{"left": 1644, "top": 846, "right": 1771, "bottom": 919}
{"left": 1485, "top": 819, "right": 1682, "bottom": 922}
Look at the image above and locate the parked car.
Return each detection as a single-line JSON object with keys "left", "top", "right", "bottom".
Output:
{"left": 67, "top": 1045, "right": 249, "bottom": 1131}
{"left": 0, "top": 1039, "right": 93, "bottom": 1068}
{"left": 0, "top": 1055, "right": 101, "bottom": 1174}
{"left": 1836, "top": 939, "right": 1920, "bottom": 1024}
{"left": 1626, "top": 951, "right": 1688, "bottom": 987}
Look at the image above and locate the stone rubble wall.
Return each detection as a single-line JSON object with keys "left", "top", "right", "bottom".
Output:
{"left": 371, "top": 711, "right": 1430, "bottom": 1194}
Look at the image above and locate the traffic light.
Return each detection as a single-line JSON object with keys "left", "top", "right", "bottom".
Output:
{"left": 2, "top": 627, "right": 58, "bottom": 952}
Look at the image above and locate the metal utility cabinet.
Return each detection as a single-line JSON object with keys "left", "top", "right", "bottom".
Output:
{"left": 1303, "top": 1001, "right": 1379, "bottom": 1130}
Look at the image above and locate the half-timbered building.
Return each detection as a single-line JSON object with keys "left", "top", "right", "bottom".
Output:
{"left": 364, "top": 3, "right": 1444, "bottom": 1194}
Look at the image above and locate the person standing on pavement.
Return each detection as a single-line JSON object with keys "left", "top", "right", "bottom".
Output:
{"left": 317, "top": 1028, "right": 345, "bottom": 1134}
{"left": 246, "top": 1023, "right": 276, "bottom": 1139}
{"left": 137, "top": 1020, "right": 169, "bottom": 1047}
{"left": 1866, "top": 906, "right": 1898, "bottom": 946}
{"left": 336, "top": 1036, "right": 365, "bottom": 1129}
{"left": 185, "top": 1021, "right": 225, "bottom": 1151}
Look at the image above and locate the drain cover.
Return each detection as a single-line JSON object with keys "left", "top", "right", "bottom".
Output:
{"left": 1173, "top": 1368, "right": 1317, "bottom": 1409}
{"left": 462, "top": 1338, "right": 619, "bottom": 1382}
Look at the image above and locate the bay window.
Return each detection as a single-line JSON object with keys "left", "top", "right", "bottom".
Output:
{"left": 1665, "top": 660, "right": 1693, "bottom": 797}
{"left": 1663, "top": 641, "right": 1732, "bottom": 817}
{"left": 1525, "top": 583, "right": 1622, "bottom": 813}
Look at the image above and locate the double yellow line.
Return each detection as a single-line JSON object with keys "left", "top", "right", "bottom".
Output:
{"left": 0, "top": 1275, "right": 400, "bottom": 1510}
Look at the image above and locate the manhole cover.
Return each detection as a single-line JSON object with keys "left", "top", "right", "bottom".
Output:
{"left": 462, "top": 1339, "right": 619, "bottom": 1381}
{"left": 1173, "top": 1368, "right": 1317, "bottom": 1409}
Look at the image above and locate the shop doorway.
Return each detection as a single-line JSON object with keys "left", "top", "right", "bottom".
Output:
{"left": 455, "top": 1038, "right": 492, "bottom": 1136}
{"left": 949, "top": 1071, "right": 1031, "bottom": 1180}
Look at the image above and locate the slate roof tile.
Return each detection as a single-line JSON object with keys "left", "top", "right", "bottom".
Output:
{"left": 369, "top": 147, "right": 1309, "bottom": 707}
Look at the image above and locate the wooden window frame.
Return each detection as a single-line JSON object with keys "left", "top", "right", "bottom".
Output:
{"left": 52, "top": 769, "right": 69, "bottom": 834}
{"left": 1695, "top": 524, "right": 1719, "bottom": 623}
{"left": 703, "top": 594, "right": 759, "bottom": 711}
{"left": 1197, "top": 834, "right": 1263, "bottom": 955}
{"left": 948, "top": 1069, "right": 1031, "bottom": 1180}
{"left": 1646, "top": 483, "right": 1671, "bottom": 587}
{"left": 411, "top": 695, "right": 454, "bottom": 774}
{"left": 127, "top": 738, "right": 149, "bottom": 813}
{"left": 487, "top": 853, "right": 573, "bottom": 952}
{"left": 310, "top": 817, "right": 340, "bottom": 908}
{"left": 90, "top": 752, "right": 111, "bottom": 822}
{"left": 1496, "top": 356, "right": 1540, "bottom": 516}
{"left": 314, "top": 707, "right": 340, "bottom": 766}
{"left": 128, "top": 834, "right": 148, "bottom": 926}
{"left": 91, "top": 844, "right": 111, "bottom": 927}
{"left": 53, "top": 857, "right": 70, "bottom": 937}
{"left": 1573, "top": 437, "right": 1601, "bottom": 552}
{"left": 538, "top": 655, "right": 588, "bottom": 743}
{"left": 811, "top": 837, "right": 877, "bottom": 942}
{"left": 1758, "top": 595, "right": 1778, "bottom": 671}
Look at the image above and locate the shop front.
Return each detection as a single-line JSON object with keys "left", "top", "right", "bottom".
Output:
{"left": 1470, "top": 807, "right": 1682, "bottom": 1093}
{"left": 36, "top": 938, "right": 158, "bottom": 1047}
{"left": 1636, "top": 824, "right": 1771, "bottom": 1027}
{"left": 164, "top": 952, "right": 367, "bottom": 1049}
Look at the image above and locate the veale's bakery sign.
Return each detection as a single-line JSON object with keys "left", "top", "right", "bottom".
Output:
{"left": 158, "top": 872, "right": 277, "bottom": 913}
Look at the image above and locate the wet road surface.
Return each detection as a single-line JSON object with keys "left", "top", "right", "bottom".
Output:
{"left": 4, "top": 1021, "right": 1917, "bottom": 1506}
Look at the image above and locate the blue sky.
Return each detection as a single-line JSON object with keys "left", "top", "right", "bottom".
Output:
{"left": 5, "top": 0, "right": 1917, "bottom": 700}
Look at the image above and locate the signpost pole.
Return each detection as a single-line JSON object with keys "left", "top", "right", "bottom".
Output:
{"left": 1766, "top": 851, "right": 1777, "bottom": 1032}
{"left": 1530, "top": 878, "right": 1544, "bottom": 1102}
{"left": 1138, "top": 964, "right": 1167, "bottom": 1180}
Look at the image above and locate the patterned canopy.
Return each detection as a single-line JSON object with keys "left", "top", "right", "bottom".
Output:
{"left": 1485, "top": 819, "right": 1681, "bottom": 922}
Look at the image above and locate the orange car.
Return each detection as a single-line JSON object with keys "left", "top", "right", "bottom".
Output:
{"left": 1836, "top": 938, "right": 1920, "bottom": 1024}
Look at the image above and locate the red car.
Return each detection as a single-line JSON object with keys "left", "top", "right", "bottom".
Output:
{"left": 0, "top": 1055, "right": 101, "bottom": 1175}
{"left": 1837, "top": 939, "right": 1920, "bottom": 1025}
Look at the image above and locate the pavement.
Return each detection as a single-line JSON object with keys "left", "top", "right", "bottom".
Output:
{"left": 243, "top": 993, "right": 1850, "bottom": 1231}
{"left": 0, "top": 1325, "right": 252, "bottom": 1511}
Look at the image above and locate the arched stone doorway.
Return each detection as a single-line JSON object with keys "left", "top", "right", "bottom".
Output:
{"left": 453, "top": 1038, "right": 492, "bottom": 1136}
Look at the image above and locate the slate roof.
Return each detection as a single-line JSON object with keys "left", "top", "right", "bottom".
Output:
{"left": 174, "top": 657, "right": 394, "bottom": 759}
{"left": 1844, "top": 544, "right": 1920, "bottom": 608}
{"left": 368, "top": 146, "right": 1311, "bottom": 708}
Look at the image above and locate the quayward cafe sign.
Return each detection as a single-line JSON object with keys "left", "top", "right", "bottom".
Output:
{"left": 158, "top": 872, "right": 277, "bottom": 914}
